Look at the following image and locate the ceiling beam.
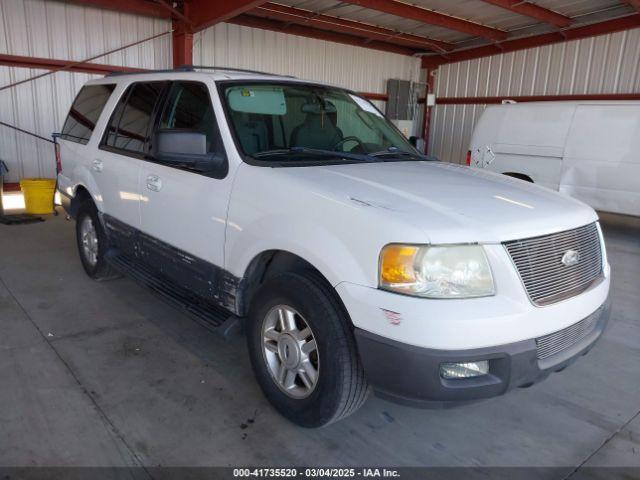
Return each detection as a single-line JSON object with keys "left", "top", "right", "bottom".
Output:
{"left": 422, "top": 13, "right": 640, "bottom": 67}
{"left": 0, "top": 53, "right": 144, "bottom": 75}
{"left": 155, "top": 0, "right": 194, "bottom": 27}
{"left": 621, "top": 0, "right": 640, "bottom": 12}
{"left": 339, "top": 0, "right": 507, "bottom": 41}
{"left": 481, "top": 0, "right": 571, "bottom": 27}
{"left": 251, "top": 3, "right": 454, "bottom": 52}
{"left": 189, "top": 0, "right": 268, "bottom": 31}
{"left": 436, "top": 92, "right": 640, "bottom": 104}
{"left": 228, "top": 14, "right": 420, "bottom": 55}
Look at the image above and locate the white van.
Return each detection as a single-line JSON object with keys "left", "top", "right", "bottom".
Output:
{"left": 468, "top": 101, "right": 640, "bottom": 217}
{"left": 57, "top": 68, "right": 610, "bottom": 427}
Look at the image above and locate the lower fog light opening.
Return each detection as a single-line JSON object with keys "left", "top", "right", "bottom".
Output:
{"left": 440, "top": 360, "right": 489, "bottom": 379}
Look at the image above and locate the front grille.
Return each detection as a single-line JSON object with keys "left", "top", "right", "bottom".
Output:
{"left": 536, "top": 310, "right": 600, "bottom": 360}
{"left": 504, "top": 223, "right": 603, "bottom": 306}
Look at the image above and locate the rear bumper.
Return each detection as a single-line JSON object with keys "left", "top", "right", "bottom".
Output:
{"left": 354, "top": 295, "right": 611, "bottom": 407}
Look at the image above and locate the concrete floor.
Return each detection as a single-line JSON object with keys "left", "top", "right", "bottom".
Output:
{"left": 0, "top": 213, "right": 639, "bottom": 472}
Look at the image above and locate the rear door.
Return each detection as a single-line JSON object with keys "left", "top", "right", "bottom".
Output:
{"left": 137, "top": 81, "right": 233, "bottom": 301}
{"left": 562, "top": 104, "right": 640, "bottom": 215}
{"left": 95, "top": 81, "right": 167, "bottom": 229}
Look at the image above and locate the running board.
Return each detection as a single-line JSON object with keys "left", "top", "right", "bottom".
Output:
{"left": 106, "top": 250, "right": 242, "bottom": 339}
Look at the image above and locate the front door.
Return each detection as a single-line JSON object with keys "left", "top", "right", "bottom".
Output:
{"left": 138, "top": 81, "right": 234, "bottom": 303}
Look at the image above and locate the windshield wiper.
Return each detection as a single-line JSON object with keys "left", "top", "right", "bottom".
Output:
{"left": 369, "top": 148, "right": 437, "bottom": 161}
{"left": 252, "top": 147, "right": 376, "bottom": 162}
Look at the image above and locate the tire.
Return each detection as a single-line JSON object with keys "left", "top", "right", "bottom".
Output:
{"left": 246, "top": 271, "right": 369, "bottom": 428}
{"left": 75, "top": 201, "right": 117, "bottom": 280}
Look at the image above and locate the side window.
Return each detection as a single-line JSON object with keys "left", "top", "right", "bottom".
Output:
{"left": 157, "top": 81, "right": 225, "bottom": 157}
{"left": 61, "top": 84, "right": 115, "bottom": 144}
{"left": 103, "top": 82, "right": 165, "bottom": 155}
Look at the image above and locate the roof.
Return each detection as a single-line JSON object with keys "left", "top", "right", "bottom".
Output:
{"left": 66, "top": 0, "right": 640, "bottom": 65}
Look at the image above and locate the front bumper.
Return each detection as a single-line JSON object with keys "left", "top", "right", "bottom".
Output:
{"left": 354, "top": 296, "right": 611, "bottom": 407}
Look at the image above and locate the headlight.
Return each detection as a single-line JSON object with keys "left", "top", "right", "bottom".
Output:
{"left": 379, "top": 244, "right": 495, "bottom": 298}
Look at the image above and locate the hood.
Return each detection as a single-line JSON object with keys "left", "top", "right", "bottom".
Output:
{"left": 280, "top": 161, "right": 597, "bottom": 244}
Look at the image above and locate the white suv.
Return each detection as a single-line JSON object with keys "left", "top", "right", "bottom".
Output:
{"left": 57, "top": 67, "right": 611, "bottom": 427}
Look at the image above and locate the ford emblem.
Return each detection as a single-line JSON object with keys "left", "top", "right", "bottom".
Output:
{"left": 561, "top": 249, "right": 580, "bottom": 267}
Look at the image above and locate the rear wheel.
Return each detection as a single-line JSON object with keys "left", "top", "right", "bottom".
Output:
{"left": 247, "top": 271, "right": 369, "bottom": 427}
{"left": 75, "top": 201, "right": 117, "bottom": 280}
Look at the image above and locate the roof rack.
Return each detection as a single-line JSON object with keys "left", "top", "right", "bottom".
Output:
{"left": 186, "top": 65, "right": 297, "bottom": 78}
{"left": 106, "top": 65, "right": 296, "bottom": 78}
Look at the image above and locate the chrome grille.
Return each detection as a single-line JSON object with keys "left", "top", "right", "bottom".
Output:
{"left": 504, "top": 223, "right": 603, "bottom": 306}
{"left": 536, "top": 311, "right": 599, "bottom": 360}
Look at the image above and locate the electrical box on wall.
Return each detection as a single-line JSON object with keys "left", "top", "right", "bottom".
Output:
{"left": 386, "top": 79, "right": 411, "bottom": 120}
{"left": 391, "top": 119, "right": 414, "bottom": 138}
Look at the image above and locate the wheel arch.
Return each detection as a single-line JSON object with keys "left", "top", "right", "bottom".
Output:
{"left": 503, "top": 172, "right": 534, "bottom": 183}
{"left": 237, "top": 249, "right": 352, "bottom": 325}
{"left": 68, "top": 184, "right": 93, "bottom": 218}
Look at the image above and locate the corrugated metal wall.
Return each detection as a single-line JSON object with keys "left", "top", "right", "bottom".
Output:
{"left": 194, "top": 22, "right": 422, "bottom": 112}
{"left": 0, "top": 0, "right": 171, "bottom": 182}
{"left": 429, "top": 27, "right": 640, "bottom": 164}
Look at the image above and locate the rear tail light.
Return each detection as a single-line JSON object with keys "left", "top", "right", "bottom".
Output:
{"left": 465, "top": 150, "right": 471, "bottom": 166}
{"left": 54, "top": 142, "right": 62, "bottom": 174}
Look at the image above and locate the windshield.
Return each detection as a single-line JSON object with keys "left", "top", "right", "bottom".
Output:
{"left": 220, "top": 82, "right": 421, "bottom": 163}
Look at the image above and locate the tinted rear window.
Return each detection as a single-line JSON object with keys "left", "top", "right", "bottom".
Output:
{"left": 104, "top": 82, "right": 165, "bottom": 154}
{"left": 61, "top": 84, "right": 115, "bottom": 144}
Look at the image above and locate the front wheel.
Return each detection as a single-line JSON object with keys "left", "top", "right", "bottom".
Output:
{"left": 246, "top": 271, "right": 369, "bottom": 428}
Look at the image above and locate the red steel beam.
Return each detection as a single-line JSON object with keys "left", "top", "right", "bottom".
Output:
{"left": 422, "top": 13, "right": 640, "bottom": 67}
{"left": 422, "top": 68, "right": 434, "bottom": 153}
{"left": 0, "top": 53, "right": 144, "bottom": 75}
{"left": 481, "top": 0, "right": 571, "bottom": 27}
{"left": 361, "top": 92, "right": 389, "bottom": 101}
{"left": 340, "top": 0, "right": 507, "bottom": 41}
{"left": 437, "top": 93, "right": 640, "bottom": 104}
{"left": 189, "top": 0, "right": 269, "bottom": 31}
{"left": 156, "top": 0, "right": 194, "bottom": 28}
{"left": 252, "top": 3, "right": 453, "bottom": 52}
{"left": 172, "top": 27, "right": 194, "bottom": 68}
{"left": 229, "top": 14, "right": 420, "bottom": 55}
{"left": 621, "top": 0, "right": 640, "bottom": 12}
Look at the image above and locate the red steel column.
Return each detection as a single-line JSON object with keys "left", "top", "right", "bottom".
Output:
{"left": 421, "top": 68, "right": 434, "bottom": 154}
{"left": 172, "top": 20, "right": 193, "bottom": 68}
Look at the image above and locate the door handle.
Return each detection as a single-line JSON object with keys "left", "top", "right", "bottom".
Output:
{"left": 92, "top": 159, "right": 104, "bottom": 172}
{"left": 146, "top": 174, "right": 162, "bottom": 192}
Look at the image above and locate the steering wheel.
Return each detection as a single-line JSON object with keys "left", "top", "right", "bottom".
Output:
{"left": 333, "top": 136, "right": 366, "bottom": 153}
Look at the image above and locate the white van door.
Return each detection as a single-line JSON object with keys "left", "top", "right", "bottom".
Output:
{"left": 562, "top": 104, "right": 640, "bottom": 216}
{"left": 138, "top": 81, "right": 232, "bottom": 276}
{"left": 472, "top": 103, "right": 575, "bottom": 190}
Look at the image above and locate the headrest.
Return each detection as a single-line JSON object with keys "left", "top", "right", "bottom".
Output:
{"left": 301, "top": 102, "right": 337, "bottom": 114}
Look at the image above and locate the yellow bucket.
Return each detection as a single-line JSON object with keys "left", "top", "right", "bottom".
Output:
{"left": 19, "top": 178, "right": 56, "bottom": 214}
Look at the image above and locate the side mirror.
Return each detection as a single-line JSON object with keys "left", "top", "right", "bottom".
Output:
{"left": 154, "top": 130, "right": 224, "bottom": 172}
{"left": 408, "top": 136, "right": 419, "bottom": 147}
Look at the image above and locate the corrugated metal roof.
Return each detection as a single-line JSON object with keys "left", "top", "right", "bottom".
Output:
{"left": 259, "top": 0, "right": 638, "bottom": 49}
